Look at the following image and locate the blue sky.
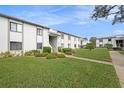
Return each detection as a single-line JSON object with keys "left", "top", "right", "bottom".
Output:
{"left": 0, "top": 5, "right": 124, "bottom": 39}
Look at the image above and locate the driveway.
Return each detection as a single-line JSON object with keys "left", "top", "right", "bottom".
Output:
{"left": 110, "top": 51, "right": 124, "bottom": 88}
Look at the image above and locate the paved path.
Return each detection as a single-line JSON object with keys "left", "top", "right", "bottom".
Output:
{"left": 66, "top": 55, "right": 112, "bottom": 65}
{"left": 110, "top": 51, "right": 124, "bottom": 88}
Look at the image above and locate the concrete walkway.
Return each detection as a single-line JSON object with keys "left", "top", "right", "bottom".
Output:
{"left": 66, "top": 55, "right": 112, "bottom": 65}
{"left": 110, "top": 51, "right": 124, "bottom": 88}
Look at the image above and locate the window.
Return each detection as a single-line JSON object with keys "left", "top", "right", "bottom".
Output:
{"left": 68, "top": 35, "right": 71, "bottom": 40}
{"left": 108, "top": 39, "right": 111, "bottom": 41}
{"left": 10, "top": 42, "right": 22, "bottom": 50}
{"left": 61, "top": 43, "right": 64, "bottom": 48}
{"left": 99, "top": 39, "right": 103, "bottom": 42}
{"left": 99, "top": 44, "right": 103, "bottom": 47}
{"left": 10, "top": 22, "right": 22, "bottom": 32}
{"left": 74, "top": 44, "right": 76, "bottom": 48}
{"left": 10, "top": 22, "right": 16, "bottom": 31}
{"left": 61, "top": 33, "right": 64, "bottom": 39}
{"left": 37, "top": 43, "right": 42, "bottom": 49}
{"left": 17, "top": 24, "right": 23, "bottom": 32}
{"left": 37, "top": 28, "right": 43, "bottom": 36}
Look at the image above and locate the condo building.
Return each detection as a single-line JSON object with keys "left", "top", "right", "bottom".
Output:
{"left": 0, "top": 13, "right": 85, "bottom": 53}
{"left": 96, "top": 35, "right": 124, "bottom": 49}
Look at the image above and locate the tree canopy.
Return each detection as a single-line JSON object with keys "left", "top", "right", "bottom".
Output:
{"left": 90, "top": 37, "right": 96, "bottom": 48}
{"left": 91, "top": 5, "right": 124, "bottom": 25}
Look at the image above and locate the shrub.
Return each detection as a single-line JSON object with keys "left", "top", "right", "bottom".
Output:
{"left": 0, "top": 51, "right": 14, "bottom": 58}
{"left": 113, "top": 47, "right": 122, "bottom": 51}
{"left": 57, "top": 53, "right": 65, "bottom": 58}
{"left": 65, "top": 52, "right": 72, "bottom": 55}
{"left": 24, "top": 50, "right": 40, "bottom": 56}
{"left": 24, "top": 51, "right": 33, "bottom": 56}
{"left": 34, "top": 53, "right": 43, "bottom": 57}
{"left": 62, "top": 48, "right": 72, "bottom": 53}
{"left": 85, "top": 43, "right": 94, "bottom": 51}
{"left": 80, "top": 45, "right": 84, "bottom": 48}
{"left": 41, "top": 53, "right": 49, "bottom": 57}
{"left": 46, "top": 53, "right": 57, "bottom": 59}
{"left": 43, "top": 47, "right": 51, "bottom": 53}
{"left": 51, "top": 53, "right": 58, "bottom": 56}
{"left": 31, "top": 50, "right": 40, "bottom": 55}
{"left": 35, "top": 53, "right": 49, "bottom": 57}
{"left": 104, "top": 44, "right": 113, "bottom": 50}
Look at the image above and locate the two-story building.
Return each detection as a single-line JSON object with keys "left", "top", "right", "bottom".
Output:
{"left": 0, "top": 13, "right": 85, "bottom": 53}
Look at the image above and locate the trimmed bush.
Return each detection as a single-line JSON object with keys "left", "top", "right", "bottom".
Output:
{"left": 62, "top": 48, "right": 72, "bottom": 53}
{"left": 65, "top": 52, "right": 72, "bottom": 55}
{"left": 35, "top": 53, "right": 49, "bottom": 57}
{"left": 0, "top": 51, "right": 14, "bottom": 58}
{"left": 34, "top": 53, "right": 43, "bottom": 57}
{"left": 46, "top": 53, "right": 57, "bottom": 59}
{"left": 57, "top": 53, "right": 65, "bottom": 58}
{"left": 113, "top": 47, "right": 122, "bottom": 51}
{"left": 41, "top": 53, "right": 49, "bottom": 57}
{"left": 24, "top": 50, "right": 40, "bottom": 56}
{"left": 104, "top": 44, "right": 113, "bottom": 50}
{"left": 43, "top": 47, "right": 51, "bottom": 53}
{"left": 51, "top": 53, "right": 57, "bottom": 56}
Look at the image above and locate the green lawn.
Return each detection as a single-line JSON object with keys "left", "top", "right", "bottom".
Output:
{"left": 74, "top": 48, "right": 111, "bottom": 61}
{"left": 0, "top": 57, "right": 120, "bottom": 88}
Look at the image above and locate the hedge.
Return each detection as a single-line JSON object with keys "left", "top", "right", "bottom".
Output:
{"left": 43, "top": 47, "right": 51, "bottom": 53}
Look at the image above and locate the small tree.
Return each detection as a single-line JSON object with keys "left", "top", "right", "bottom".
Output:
{"left": 86, "top": 43, "right": 94, "bottom": 51}
{"left": 104, "top": 44, "right": 113, "bottom": 50}
{"left": 90, "top": 37, "right": 96, "bottom": 48}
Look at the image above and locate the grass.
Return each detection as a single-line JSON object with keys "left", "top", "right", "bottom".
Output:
{"left": 119, "top": 51, "right": 124, "bottom": 55}
{"left": 74, "top": 48, "right": 111, "bottom": 61}
{"left": 0, "top": 57, "right": 120, "bottom": 88}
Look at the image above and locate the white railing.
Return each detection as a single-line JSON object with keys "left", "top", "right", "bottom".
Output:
{"left": 49, "top": 41, "right": 56, "bottom": 52}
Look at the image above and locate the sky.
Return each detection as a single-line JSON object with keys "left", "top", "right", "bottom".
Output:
{"left": 0, "top": 5, "right": 124, "bottom": 39}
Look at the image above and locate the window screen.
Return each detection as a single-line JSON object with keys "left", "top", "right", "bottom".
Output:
{"left": 10, "top": 22, "right": 17, "bottom": 31}
{"left": 37, "top": 43, "right": 42, "bottom": 49}
{"left": 10, "top": 42, "right": 22, "bottom": 50}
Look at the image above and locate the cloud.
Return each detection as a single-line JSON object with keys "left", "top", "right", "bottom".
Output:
{"left": 113, "top": 30, "right": 124, "bottom": 35}
{"left": 49, "top": 6, "right": 69, "bottom": 13}
{"left": 71, "top": 5, "right": 95, "bottom": 25}
{"left": 15, "top": 11, "right": 71, "bottom": 26}
{"left": 14, "top": 5, "right": 95, "bottom": 26}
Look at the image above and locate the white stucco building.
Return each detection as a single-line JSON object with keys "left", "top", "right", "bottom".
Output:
{"left": 96, "top": 35, "right": 124, "bottom": 49}
{"left": 0, "top": 13, "right": 85, "bottom": 53}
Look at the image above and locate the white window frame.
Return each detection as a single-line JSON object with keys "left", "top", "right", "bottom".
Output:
{"left": 37, "top": 28, "right": 43, "bottom": 36}
{"left": 10, "top": 22, "right": 23, "bottom": 32}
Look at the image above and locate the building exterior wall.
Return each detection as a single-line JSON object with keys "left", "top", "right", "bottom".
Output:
{"left": 10, "top": 32, "right": 22, "bottom": 42}
{"left": 112, "top": 38, "right": 117, "bottom": 47}
{"left": 96, "top": 39, "right": 100, "bottom": 47}
{"left": 23, "top": 23, "right": 37, "bottom": 51}
{"left": 70, "top": 36, "right": 74, "bottom": 49}
{"left": 96, "top": 36, "right": 124, "bottom": 48}
{"left": 42, "top": 28, "right": 49, "bottom": 47}
{"left": 0, "top": 16, "right": 9, "bottom": 52}
{"left": 0, "top": 14, "right": 84, "bottom": 53}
